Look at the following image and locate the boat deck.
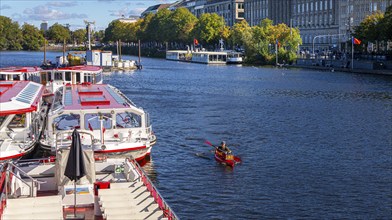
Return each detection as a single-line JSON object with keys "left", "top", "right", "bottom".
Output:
{"left": 1, "top": 157, "right": 176, "bottom": 220}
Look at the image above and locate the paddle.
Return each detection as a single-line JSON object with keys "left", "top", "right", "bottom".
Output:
{"left": 205, "top": 140, "right": 216, "bottom": 148}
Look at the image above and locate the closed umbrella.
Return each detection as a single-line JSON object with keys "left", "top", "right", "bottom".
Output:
{"left": 64, "top": 129, "right": 86, "bottom": 218}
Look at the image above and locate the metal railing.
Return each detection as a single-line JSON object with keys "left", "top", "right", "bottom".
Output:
{"left": 127, "top": 158, "right": 179, "bottom": 220}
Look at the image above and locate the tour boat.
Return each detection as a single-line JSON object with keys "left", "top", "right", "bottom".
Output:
{"left": 39, "top": 83, "right": 156, "bottom": 162}
{"left": 0, "top": 81, "right": 48, "bottom": 161}
{"left": 0, "top": 66, "right": 41, "bottom": 82}
{"left": 0, "top": 153, "right": 178, "bottom": 219}
{"left": 39, "top": 65, "right": 103, "bottom": 102}
{"left": 227, "top": 52, "right": 243, "bottom": 64}
{"left": 214, "top": 149, "right": 241, "bottom": 168}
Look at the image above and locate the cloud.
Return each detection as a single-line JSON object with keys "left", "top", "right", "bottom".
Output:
{"left": 0, "top": 4, "right": 11, "bottom": 10}
{"left": 129, "top": 8, "right": 145, "bottom": 16}
{"left": 47, "top": 2, "right": 78, "bottom": 7}
{"left": 109, "top": 7, "right": 130, "bottom": 17}
{"left": 23, "top": 6, "right": 87, "bottom": 21}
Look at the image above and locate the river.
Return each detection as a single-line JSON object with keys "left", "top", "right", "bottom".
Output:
{"left": 1, "top": 51, "right": 391, "bottom": 219}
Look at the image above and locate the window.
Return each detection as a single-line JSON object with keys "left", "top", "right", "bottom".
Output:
{"left": 54, "top": 72, "right": 62, "bottom": 80}
{"left": 320, "top": 1, "right": 323, "bottom": 11}
{"left": 116, "top": 112, "right": 141, "bottom": 128}
{"left": 65, "top": 72, "right": 71, "bottom": 81}
{"left": 54, "top": 114, "right": 80, "bottom": 131}
{"left": 8, "top": 114, "right": 26, "bottom": 128}
{"left": 85, "top": 113, "right": 112, "bottom": 130}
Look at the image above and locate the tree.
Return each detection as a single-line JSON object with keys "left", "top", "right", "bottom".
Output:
{"left": 93, "top": 30, "right": 105, "bottom": 43}
{"left": 169, "top": 8, "right": 198, "bottom": 43}
{"left": 137, "top": 13, "right": 154, "bottom": 41}
{"left": 145, "top": 9, "right": 172, "bottom": 43}
{"left": 380, "top": 5, "right": 392, "bottom": 41}
{"left": 229, "top": 20, "right": 252, "bottom": 50}
{"left": 353, "top": 11, "right": 384, "bottom": 51}
{"left": 193, "top": 13, "right": 226, "bottom": 45}
{"left": 0, "top": 16, "right": 22, "bottom": 50}
{"left": 21, "top": 23, "right": 44, "bottom": 50}
{"left": 47, "top": 23, "right": 71, "bottom": 43}
{"left": 72, "top": 29, "right": 87, "bottom": 45}
{"left": 104, "top": 20, "right": 126, "bottom": 42}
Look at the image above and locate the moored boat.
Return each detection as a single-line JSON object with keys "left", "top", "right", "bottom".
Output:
{"left": 39, "top": 83, "right": 156, "bottom": 162}
{"left": 39, "top": 65, "right": 103, "bottom": 102}
{"left": 0, "top": 66, "right": 41, "bottom": 82}
{"left": 0, "top": 81, "right": 48, "bottom": 161}
{"left": 0, "top": 150, "right": 178, "bottom": 219}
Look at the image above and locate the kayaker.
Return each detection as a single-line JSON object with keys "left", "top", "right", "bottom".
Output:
{"left": 218, "top": 141, "right": 231, "bottom": 154}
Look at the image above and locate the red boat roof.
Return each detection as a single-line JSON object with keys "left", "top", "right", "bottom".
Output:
{"left": 45, "top": 65, "right": 102, "bottom": 72}
{"left": 0, "top": 66, "right": 41, "bottom": 74}
{"left": 62, "top": 84, "right": 135, "bottom": 111}
{"left": 0, "top": 81, "right": 44, "bottom": 115}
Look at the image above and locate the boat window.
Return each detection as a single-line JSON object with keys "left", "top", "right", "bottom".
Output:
{"left": 54, "top": 72, "right": 62, "bottom": 80}
{"left": 95, "top": 72, "right": 102, "bottom": 83}
{"left": 84, "top": 73, "right": 92, "bottom": 83}
{"left": 76, "top": 72, "right": 81, "bottom": 83}
{"left": 0, "top": 116, "right": 6, "bottom": 127}
{"left": 53, "top": 114, "right": 80, "bottom": 131}
{"left": 52, "top": 89, "right": 63, "bottom": 110}
{"left": 47, "top": 72, "right": 52, "bottom": 81}
{"left": 8, "top": 114, "right": 26, "bottom": 128}
{"left": 85, "top": 113, "right": 112, "bottom": 130}
{"left": 116, "top": 112, "right": 141, "bottom": 128}
{"left": 0, "top": 74, "right": 6, "bottom": 80}
{"left": 65, "top": 72, "right": 71, "bottom": 81}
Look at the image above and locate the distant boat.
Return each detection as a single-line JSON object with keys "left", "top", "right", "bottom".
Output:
{"left": 167, "top": 50, "right": 243, "bottom": 64}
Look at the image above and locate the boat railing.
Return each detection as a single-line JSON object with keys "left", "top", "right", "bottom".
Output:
{"left": 3, "top": 162, "right": 45, "bottom": 199}
{"left": 0, "top": 165, "right": 8, "bottom": 217}
{"left": 127, "top": 158, "right": 179, "bottom": 220}
{"left": 55, "top": 130, "right": 95, "bottom": 154}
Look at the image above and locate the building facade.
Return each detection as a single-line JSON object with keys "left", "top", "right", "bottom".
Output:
{"left": 243, "top": 0, "right": 391, "bottom": 51}
{"left": 244, "top": 0, "right": 269, "bottom": 26}
{"left": 40, "top": 21, "right": 48, "bottom": 32}
{"left": 269, "top": 0, "right": 292, "bottom": 25}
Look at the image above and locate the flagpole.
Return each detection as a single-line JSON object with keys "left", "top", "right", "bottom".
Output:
{"left": 276, "top": 40, "right": 278, "bottom": 66}
{"left": 351, "top": 36, "right": 354, "bottom": 70}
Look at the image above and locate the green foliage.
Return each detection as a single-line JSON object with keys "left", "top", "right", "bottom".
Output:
{"left": 21, "top": 23, "right": 44, "bottom": 50}
{"left": 354, "top": 11, "right": 384, "bottom": 44}
{"left": 232, "top": 18, "right": 302, "bottom": 64}
{"left": 0, "top": 16, "right": 22, "bottom": 50}
{"left": 193, "top": 13, "right": 226, "bottom": 44}
{"left": 72, "top": 29, "right": 87, "bottom": 45}
{"left": 379, "top": 5, "right": 392, "bottom": 41}
{"left": 47, "top": 23, "right": 71, "bottom": 43}
{"left": 169, "top": 8, "right": 198, "bottom": 43}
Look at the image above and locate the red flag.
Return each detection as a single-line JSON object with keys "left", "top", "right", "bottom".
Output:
{"left": 103, "top": 127, "right": 106, "bottom": 133}
{"left": 194, "top": 38, "right": 199, "bottom": 46}
{"left": 88, "top": 122, "right": 93, "bottom": 131}
{"left": 353, "top": 37, "right": 361, "bottom": 45}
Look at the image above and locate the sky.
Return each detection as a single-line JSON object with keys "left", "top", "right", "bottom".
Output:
{"left": 0, "top": 0, "right": 173, "bottom": 30}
